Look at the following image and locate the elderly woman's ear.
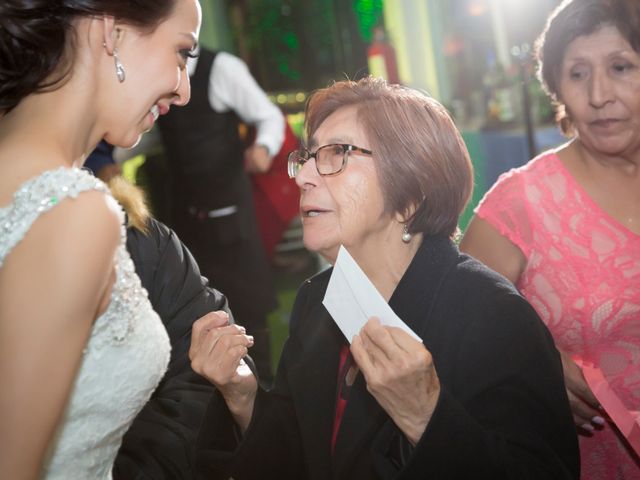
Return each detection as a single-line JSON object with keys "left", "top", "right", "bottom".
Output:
{"left": 395, "top": 205, "right": 419, "bottom": 230}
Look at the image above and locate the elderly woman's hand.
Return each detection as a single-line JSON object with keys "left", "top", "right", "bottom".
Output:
{"left": 351, "top": 318, "right": 440, "bottom": 446}
{"left": 189, "top": 311, "right": 258, "bottom": 432}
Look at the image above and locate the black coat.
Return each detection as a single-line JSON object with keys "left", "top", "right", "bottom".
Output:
{"left": 195, "top": 235, "right": 579, "bottom": 479}
{"left": 112, "top": 218, "right": 230, "bottom": 480}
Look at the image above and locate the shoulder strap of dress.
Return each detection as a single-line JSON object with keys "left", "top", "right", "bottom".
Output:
{"left": 0, "top": 167, "right": 117, "bottom": 267}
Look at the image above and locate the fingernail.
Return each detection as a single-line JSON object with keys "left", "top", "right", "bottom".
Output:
{"left": 581, "top": 423, "right": 594, "bottom": 432}
{"left": 592, "top": 416, "right": 606, "bottom": 426}
{"left": 247, "top": 335, "right": 254, "bottom": 344}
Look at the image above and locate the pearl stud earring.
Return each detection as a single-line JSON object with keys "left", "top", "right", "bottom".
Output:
{"left": 402, "top": 224, "right": 412, "bottom": 243}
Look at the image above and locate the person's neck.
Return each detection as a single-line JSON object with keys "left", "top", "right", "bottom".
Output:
{"left": 558, "top": 139, "right": 640, "bottom": 234}
{"left": 0, "top": 85, "right": 99, "bottom": 204}
{"left": 0, "top": 82, "right": 100, "bottom": 162}
{"left": 346, "top": 233, "right": 422, "bottom": 302}
{"left": 571, "top": 138, "right": 640, "bottom": 177}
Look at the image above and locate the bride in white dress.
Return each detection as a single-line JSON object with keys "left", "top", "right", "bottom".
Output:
{"left": 0, "top": 1, "right": 201, "bottom": 478}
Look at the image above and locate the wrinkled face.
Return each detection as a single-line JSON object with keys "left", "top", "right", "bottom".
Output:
{"left": 295, "top": 106, "right": 394, "bottom": 263}
{"left": 559, "top": 25, "right": 640, "bottom": 157}
{"left": 103, "top": 0, "right": 201, "bottom": 148}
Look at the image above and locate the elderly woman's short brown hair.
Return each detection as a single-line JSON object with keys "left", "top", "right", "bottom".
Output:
{"left": 304, "top": 76, "right": 473, "bottom": 238}
{"left": 534, "top": 0, "right": 640, "bottom": 134}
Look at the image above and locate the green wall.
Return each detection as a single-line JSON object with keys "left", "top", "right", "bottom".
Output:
{"left": 199, "top": 0, "right": 234, "bottom": 52}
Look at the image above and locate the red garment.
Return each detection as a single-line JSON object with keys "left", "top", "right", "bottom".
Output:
{"left": 251, "top": 121, "right": 301, "bottom": 258}
{"left": 367, "top": 41, "right": 400, "bottom": 85}
{"left": 331, "top": 344, "right": 352, "bottom": 453}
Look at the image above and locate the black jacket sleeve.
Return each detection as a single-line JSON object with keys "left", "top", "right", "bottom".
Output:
{"left": 193, "top": 280, "right": 313, "bottom": 480}
{"left": 113, "top": 218, "right": 231, "bottom": 480}
{"left": 371, "top": 293, "right": 579, "bottom": 479}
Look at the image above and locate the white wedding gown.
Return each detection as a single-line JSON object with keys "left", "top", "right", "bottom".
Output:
{"left": 0, "top": 167, "right": 170, "bottom": 479}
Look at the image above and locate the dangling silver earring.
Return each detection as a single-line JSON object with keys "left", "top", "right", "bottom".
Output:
{"left": 113, "top": 48, "right": 126, "bottom": 83}
{"left": 401, "top": 224, "right": 412, "bottom": 243}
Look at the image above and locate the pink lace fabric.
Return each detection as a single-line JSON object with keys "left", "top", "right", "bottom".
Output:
{"left": 476, "top": 152, "right": 640, "bottom": 479}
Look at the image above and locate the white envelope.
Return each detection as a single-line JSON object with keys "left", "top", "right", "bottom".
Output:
{"left": 322, "top": 245, "right": 421, "bottom": 344}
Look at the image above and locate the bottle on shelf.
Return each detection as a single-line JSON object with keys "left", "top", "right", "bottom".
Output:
{"left": 482, "top": 50, "right": 518, "bottom": 128}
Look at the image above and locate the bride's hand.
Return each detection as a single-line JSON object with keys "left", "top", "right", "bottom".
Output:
{"left": 190, "top": 311, "right": 258, "bottom": 431}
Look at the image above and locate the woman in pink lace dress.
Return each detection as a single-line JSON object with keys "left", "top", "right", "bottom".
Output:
{"left": 461, "top": 0, "right": 640, "bottom": 478}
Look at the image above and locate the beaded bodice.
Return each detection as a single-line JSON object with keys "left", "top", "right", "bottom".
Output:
{"left": 0, "top": 167, "right": 170, "bottom": 479}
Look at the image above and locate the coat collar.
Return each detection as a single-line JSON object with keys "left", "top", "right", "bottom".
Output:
{"left": 286, "top": 278, "right": 343, "bottom": 478}
{"left": 332, "top": 234, "right": 459, "bottom": 476}
{"left": 388, "top": 234, "right": 459, "bottom": 340}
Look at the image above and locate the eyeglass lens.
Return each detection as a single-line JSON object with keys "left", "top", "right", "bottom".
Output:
{"left": 288, "top": 144, "right": 356, "bottom": 178}
{"left": 316, "top": 144, "right": 346, "bottom": 175}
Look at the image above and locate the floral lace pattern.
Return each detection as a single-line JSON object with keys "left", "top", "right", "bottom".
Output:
{"left": 0, "top": 167, "right": 170, "bottom": 479}
{"left": 476, "top": 152, "right": 640, "bottom": 479}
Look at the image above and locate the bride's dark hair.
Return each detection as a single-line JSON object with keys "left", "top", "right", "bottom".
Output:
{"left": 0, "top": 0, "right": 176, "bottom": 113}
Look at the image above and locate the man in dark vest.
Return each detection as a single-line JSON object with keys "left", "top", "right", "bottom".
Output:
{"left": 157, "top": 47, "right": 285, "bottom": 386}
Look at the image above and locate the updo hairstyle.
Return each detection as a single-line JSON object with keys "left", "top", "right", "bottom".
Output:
{"left": 0, "top": 0, "right": 176, "bottom": 113}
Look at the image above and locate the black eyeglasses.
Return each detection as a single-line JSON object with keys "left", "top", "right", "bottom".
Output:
{"left": 287, "top": 143, "right": 373, "bottom": 179}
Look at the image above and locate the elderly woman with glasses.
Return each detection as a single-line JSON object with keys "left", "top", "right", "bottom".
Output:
{"left": 189, "top": 77, "right": 579, "bottom": 479}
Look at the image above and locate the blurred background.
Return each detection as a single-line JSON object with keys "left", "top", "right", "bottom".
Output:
{"left": 122, "top": 0, "right": 567, "bottom": 370}
{"left": 192, "top": 0, "right": 565, "bottom": 225}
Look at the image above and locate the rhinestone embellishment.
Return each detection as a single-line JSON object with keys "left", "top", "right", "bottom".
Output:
{"left": 0, "top": 167, "right": 144, "bottom": 349}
